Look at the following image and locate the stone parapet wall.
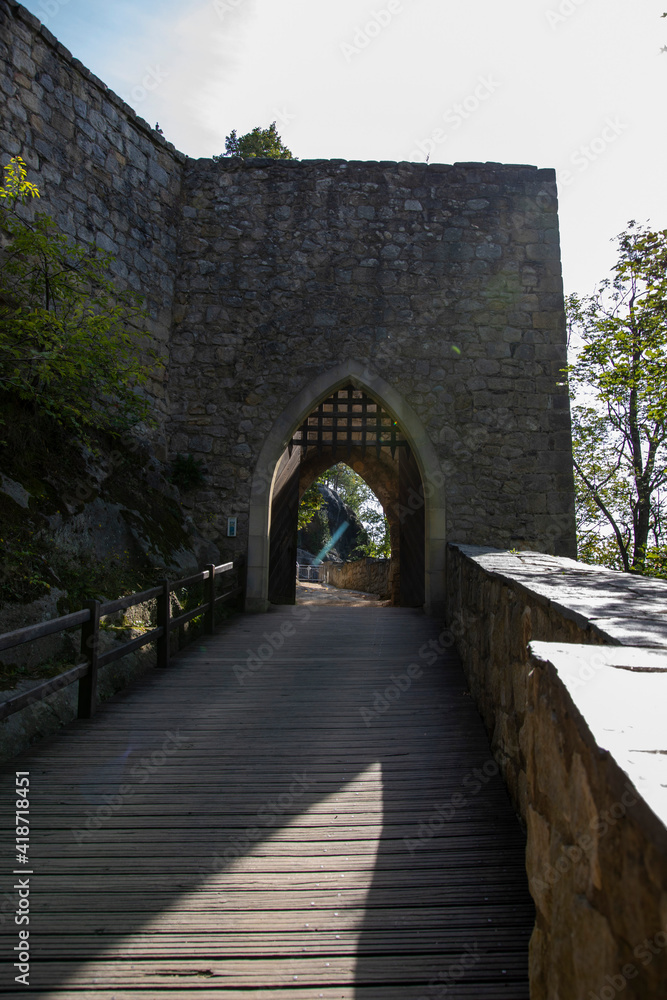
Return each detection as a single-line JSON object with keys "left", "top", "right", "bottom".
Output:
{"left": 0, "top": 0, "right": 184, "bottom": 442}
{"left": 445, "top": 545, "right": 609, "bottom": 815}
{"left": 446, "top": 544, "right": 667, "bottom": 999}
{"left": 319, "top": 558, "right": 391, "bottom": 598}
{"left": 526, "top": 642, "right": 667, "bottom": 1000}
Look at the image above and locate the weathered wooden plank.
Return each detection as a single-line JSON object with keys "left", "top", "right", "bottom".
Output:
{"left": 0, "top": 605, "right": 532, "bottom": 997}
{"left": 20, "top": 954, "right": 530, "bottom": 989}
{"left": 0, "top": 662, "right": 88, "bottom": 721}
{"left": 0, "top": 901, "right": 533, "bottom": 920}
{"left": 16, "top": 845, "right": 526, "bottom": 865}
{"left": 99, "top": 584, "right": 163, "bottom": 616}
{"left": 96, "top": 625, "right": 163, "bottom": 669}
{"left": 0, "top": 608, "right": 89, "bottom": 652}
{"left": 0, "top": 988, "right": 523, "bottom": 1000}
{"left": 0, "top": 928, "right": 528, "bottom": 957}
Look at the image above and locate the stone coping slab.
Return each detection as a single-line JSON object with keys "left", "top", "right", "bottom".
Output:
{"left": 452, "top": 544, "right": 667, "bottom": 647}
{"left": 529, "top": 641, "right": 667, "bottom": 840}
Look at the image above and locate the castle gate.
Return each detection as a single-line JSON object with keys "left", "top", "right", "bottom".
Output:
{"left": 256, "top": 371, "right": 431, "bottom": 609}
{"left": 0, "top": 0, "right": 579, "bottom": 615}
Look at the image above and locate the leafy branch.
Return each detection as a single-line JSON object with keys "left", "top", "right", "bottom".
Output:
{"left": 566, "top": 222, "right": 667, "bottom": 574}
{"left": 0, "top": 156, "right": 157, "bottom": 439}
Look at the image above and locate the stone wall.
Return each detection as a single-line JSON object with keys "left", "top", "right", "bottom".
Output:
{"left": 169, "top": 155, "right": 576, "bottom": 564}
{"left": 320, "top": 558, "right": 391, "bottom": 598}
{"left": 445, "top": 545, "right": 609, "bottom": 816}
{"left": 446, "top": 544, "right": 667, "bottom": 999}
{"left": 526, "top": 642, "right": 667, "bottom": 1000}
{"left": 0, "top": 0, "right": 184, "bottom": 445}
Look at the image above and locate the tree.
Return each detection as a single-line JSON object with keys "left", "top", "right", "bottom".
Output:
{"left": 297, "top": 482, "right": 325, "bottom": 531}
{"left": 0, "top": 156, "right": 155, "bottom": 438}
{"left": 567, "top": 222, "right": 667, "bottom": 574}
{"left": 214, "top": 122, "right": 295, "bottom": 160}
{"left": 353, "top": 505, "right": 391, "bottom": 559}
{"left": 317, "top": 463, "right": 391, "bottom": 558}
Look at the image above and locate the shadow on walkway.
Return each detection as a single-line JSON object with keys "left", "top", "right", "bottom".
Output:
{"left": 0, "top": 605, "right": 532, "bottom": 997}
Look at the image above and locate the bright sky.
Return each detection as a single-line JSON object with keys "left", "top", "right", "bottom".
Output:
{"left": 19, "top": 0, "right": 666, "bottom": 297}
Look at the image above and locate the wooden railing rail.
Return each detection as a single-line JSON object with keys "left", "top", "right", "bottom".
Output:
{"left": 0, "top": 608, "right": 91, "bottom": 653}
{"left": 0, "top": 561, "right": 240, "bottom": 724}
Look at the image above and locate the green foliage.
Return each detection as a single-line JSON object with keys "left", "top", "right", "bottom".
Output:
{"left": 297, "top": 482, "right": 325, "bottom": 530}
{"left": 298, "top": 499, "right": 332, "bottom": 557}
{"left": 317, "top": 463, "right": 391, "bottom": 558}
{"left": 0, "top": 156, "right": 40, "bottom": 203}
{"left": 0, "top": 156, "right": 156, "bottom": 439}
{"left": 352, "top": 518, "right": 391, "bottom": 559}
{"left": 59, "top": 552, "right": 155, "bottom": 611}
{"left": 319, "top": 463, "right": 369, "bottom": 512}
{"left": 215, "top": 122, "right": 295, "bottom": 160}
{"left": 0, "top": 534, "right": 53, "bottom": 604}
{"left": 567, "top": 222, "right": 667, "bottom": 574}
{"left": 170, "top": 453, "right": 206, "bottom": 491}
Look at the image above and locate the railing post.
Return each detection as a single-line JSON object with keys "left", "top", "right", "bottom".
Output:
{"left": 205, "top": 564, "right": 216, "bottom": 635}
{"left": 156, "top": 579, "right": 171, "bottom": 669}
{"left": 78, "top": 600, "right": 100, "bottom": 719}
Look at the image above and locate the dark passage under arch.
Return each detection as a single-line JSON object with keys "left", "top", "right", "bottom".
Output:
{"left": 268, "top": 385, "right": 425, "bottom": 607}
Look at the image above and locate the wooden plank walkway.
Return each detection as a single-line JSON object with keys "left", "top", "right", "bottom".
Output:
{"left": 0, "top": 605, "right": 533, "bottom": 997}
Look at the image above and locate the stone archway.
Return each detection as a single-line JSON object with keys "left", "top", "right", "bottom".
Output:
{"left": 246, "top": 361, "right": 447, "bottom": 616}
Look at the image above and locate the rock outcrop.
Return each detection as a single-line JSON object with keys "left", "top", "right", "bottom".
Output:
{"left": 297, "top": 484, "right": 368, "bottom": 563}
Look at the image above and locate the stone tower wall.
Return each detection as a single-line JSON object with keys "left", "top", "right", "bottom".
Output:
{"left": 172, "top": 156, "right": 576, "bottom": 561}
{"left": 0, "top": 0, "right": 184, "bottom": 442}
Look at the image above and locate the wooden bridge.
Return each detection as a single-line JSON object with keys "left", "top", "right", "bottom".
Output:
{"left": 0, "top": 605, "right": 533, "bottom": 998}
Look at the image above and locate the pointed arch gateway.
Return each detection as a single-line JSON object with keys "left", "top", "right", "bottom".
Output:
{"left": 246, "top": 361, "right": 447, "bottom": 616}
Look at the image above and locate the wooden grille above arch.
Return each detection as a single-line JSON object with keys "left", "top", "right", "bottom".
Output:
{"left": 288, "top": 384, "right": 410, "bottom": 460}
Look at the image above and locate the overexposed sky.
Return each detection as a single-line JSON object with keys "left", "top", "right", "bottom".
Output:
{"left": 19, "top": 0, "right": 666, "bottom": 297}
